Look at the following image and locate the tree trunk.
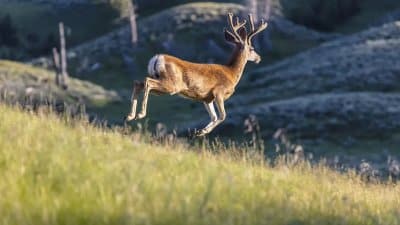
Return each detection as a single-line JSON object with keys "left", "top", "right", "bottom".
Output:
{"left": 128, "top": 1, "right": 138, "bottom": 47}
{"left": 124, "top": 0, "right": 138, "bottom": 76}
{"left": 261, "top": 0, "right": 272, "bottom": 51}
{"left": 59, "top": 22, "right": 68, "bottom": 89}
{"left": 247, "top": 0, "right": 273, "bottom": 52}
{"left": 247, "top": 0, "right": 258, "bottom": 18}
{"left": 52, "top": 47, "right": 61, "bottom": 86}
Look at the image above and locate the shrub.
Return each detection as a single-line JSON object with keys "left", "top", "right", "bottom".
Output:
{"left": 281, "top": 0, "right": 361, "bottom": 31}
{"left": 107, "top": 0, "right": 242, "bottom": 17}
{"left": 0, "top": 14, "right": 19, "bottom": 47}
{"left": 107, "top": 0, "right": 132, "bottom": 16}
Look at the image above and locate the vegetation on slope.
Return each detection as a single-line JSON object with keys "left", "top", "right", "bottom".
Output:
{"left": 0, "top": 60, "right": 120, "bottom": 107}
{"left": 334, "top": 0, "right": 400, "bottom": 33}
{"left": 0, "top": 104, "right": 399, "bottom": 225}
{"left": 280, "top": 0, "right": 400, "bottom": 33}
{"left": 0, "top": 1, "right": 120, "bottom": 60}
{"left": 2, "top": 0, "right": 400, "bottom": 60}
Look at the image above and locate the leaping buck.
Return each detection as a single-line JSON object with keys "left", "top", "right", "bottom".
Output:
{"left": 125, "top": 13, "right": 268, "bottom": 136}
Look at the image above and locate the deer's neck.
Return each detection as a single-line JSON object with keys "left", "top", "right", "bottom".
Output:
{"left": 227, "top": 46, "right": 247, "bottom": 85}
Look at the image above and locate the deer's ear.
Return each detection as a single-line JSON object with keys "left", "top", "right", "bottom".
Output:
{"left": 224, "top": 29, "right": 238, "bottom": 44}
{"left": 238, "top": 27, "right": 247, "bottom": 42}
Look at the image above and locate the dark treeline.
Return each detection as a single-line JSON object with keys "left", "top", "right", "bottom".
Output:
{"left": 0, "top": 14, "right": 57, "bottom": 60}
{"left": 281, "top": 0, "right": 361, "bottom": 31}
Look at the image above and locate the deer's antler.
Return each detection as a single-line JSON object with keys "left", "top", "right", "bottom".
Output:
{"left": 226, "top": 13, "right": 247, "bottom": 43}
{"left": 247, "top": 14, "right": 268, "bottom": 45}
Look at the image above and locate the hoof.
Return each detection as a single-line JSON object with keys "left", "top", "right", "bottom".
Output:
{"left": 125, "top": 115, "right": 136, "bottom": 122}
{"left": 195, "top": 129, "right": 208, "bottom": 137}
{"left": 136, "top": 113, "right": 146, "bottom": 120}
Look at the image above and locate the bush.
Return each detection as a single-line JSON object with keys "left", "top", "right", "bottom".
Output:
{"left": 0, "top": 13, "right": 59, "bottom": 60}
{"left": 0, "top": 14, "right": 19, "bottom": 47}
{"left": 107, "top": 0, "right": 131, "bottom": 16}
{"left": 107, "top": 0, "right": 242, "bottom": 17}
{"left": 281, "top": 0, "right": 361, "bottom": 31}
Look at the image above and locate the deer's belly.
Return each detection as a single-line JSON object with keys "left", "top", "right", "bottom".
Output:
{"left": 178, "top": 89, "right": 214, "bottom": 102}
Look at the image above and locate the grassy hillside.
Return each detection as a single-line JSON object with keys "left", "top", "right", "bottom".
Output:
{"left": 0, "top": 104, "right": 399, "bottom": 225}
{"left": 0, "top": 60, "right": 123, "bottom": 125}
{"left": 0, "top": 60, "right": 120, "bottom": 106}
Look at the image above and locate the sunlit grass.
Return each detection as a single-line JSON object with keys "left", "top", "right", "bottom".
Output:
{"left": 0, "top": 60, "right": 119, "bottom": 106}
{"left": 0, "top": 104, "right": 399, "bottom": 225}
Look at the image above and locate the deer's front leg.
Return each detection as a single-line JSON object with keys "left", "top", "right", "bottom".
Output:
{"left": 125, "top": 81, "right": 144, "bottom": 121}
{"left": 196, "top": 102, "right": 218, "bottom": 136}
{"left": 196, "top": 94, "right": 226, "bottom": 136}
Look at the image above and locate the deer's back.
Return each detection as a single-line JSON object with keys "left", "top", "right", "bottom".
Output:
{"left": 148, "top": 54, "right": 235, "bottom": 102}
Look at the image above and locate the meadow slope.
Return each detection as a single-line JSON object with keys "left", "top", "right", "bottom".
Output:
{"left": 0, "top": 60, "right": 120, "bottom": 106}
{"left": 0, "top": 104, "right": 399, "bottom": 225}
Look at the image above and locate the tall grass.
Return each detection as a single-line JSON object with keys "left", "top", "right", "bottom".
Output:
{"left": 0, "top": 104, "right": 399, "bottom": 225}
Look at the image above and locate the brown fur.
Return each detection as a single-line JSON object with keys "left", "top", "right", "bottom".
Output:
{"left": 157, "top": 53, "right": 246, "bottom": 102}
{"left": 125, "top": 13, "right": 267, "bottom": 136}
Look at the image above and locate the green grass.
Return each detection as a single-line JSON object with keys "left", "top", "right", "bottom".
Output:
{"left": 0, "top": 60, "right": 119, "bottom": 106}
{"left": 0, "top": 104, "right": 399, "bottom": 225}
{"left": 92, "top": 97, "right": 199, "bottom": 127}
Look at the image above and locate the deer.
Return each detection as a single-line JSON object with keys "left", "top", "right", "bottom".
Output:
{"left": 125, "top": 13, "right": 268, "bottom": 136}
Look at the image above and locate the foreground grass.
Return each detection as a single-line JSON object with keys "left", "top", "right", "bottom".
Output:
{"left": 0, "top": 105, "right": 399, "bottom": 225}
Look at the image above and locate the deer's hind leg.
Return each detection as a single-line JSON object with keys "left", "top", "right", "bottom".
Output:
{"left": 136, "top": 77, "right": 174, "bottom": 119}
{"left": 125, "top": 80, "right": 144, "bottom": 121}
